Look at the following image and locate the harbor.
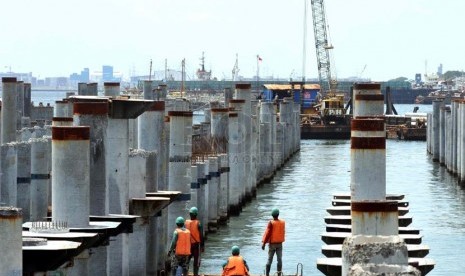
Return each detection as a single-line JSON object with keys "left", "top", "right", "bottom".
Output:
{"left": 2, "top": 76, "right": 455, "bottom": 275}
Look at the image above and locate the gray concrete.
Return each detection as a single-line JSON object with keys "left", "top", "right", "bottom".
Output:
{"left": 30, "top": 138, "right": 51, "bottom": 222}
{"left": 167, "top": 111, "right": 192, "bottom": 246}
{"left": 16, "top": 81, "right": 24, "bottom": 130}
{"left": 0, "top": 207, "right": 22, "bottom": 275}
{"left": 16, "top": 142, "right": 32, "bottom": 222}
{"left": 227, "top": 112, "right": 241, "bottom": 214}
{"left": 219, "top": 154, "right": 229, "bottom": 222}
{"left": 24, "top": 82, "right": 32, "bottom": 118}
{"left": 104, "top": 82, "right": 120, "bottom": 97}
{"left": 52, "top": 126, "right": 90, "bottom": 228}
{"left": 143, "top": 81, "right": 153, "bottom": 100}
{"left": 78, "top": 82, "right": 88, "bottom": 96}
{"left": 87, "top": 82, "right": 98, "bottom": 96}
{"left": 432, "top": 100, "right": 442, "bottom": 162}
{"left": 73, "top": 102, "right": 109, "bottom": 216}
{"left": 196, "top": 162, "right": 208, "bottom": 237}
{"left": 54, "top": 100, "right": 70, "bottom": 118}
{"left": 2, "top": 78, "right": 17, "bottom": 144}
{"left": 207, "top": 156, "right": 219, "bottom": 231}
{"left": 189, "top": 165, "right": 199, "bottom": 210}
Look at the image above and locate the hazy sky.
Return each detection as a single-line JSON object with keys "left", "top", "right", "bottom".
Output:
{"left": 1, "top": 0, "right": 464, "bottom": 81}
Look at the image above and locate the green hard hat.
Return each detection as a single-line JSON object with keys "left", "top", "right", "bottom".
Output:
{"left": 271, "top": 208, "right": 279, "bottom": 217}
{"left": 189, "top": 207, "right": 198, "bottom": 216}
{"left": 175, "top": 216, "right": 185, "bottom": 226}
{"left": 231, "top": 245, "right": 240, "bottom": 255}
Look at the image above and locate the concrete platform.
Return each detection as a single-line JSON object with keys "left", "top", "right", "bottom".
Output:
{"left": 321, "top": 232, "right": 423, "bottom": 245}
{"left": 325, "top": 224, "right": 420, "bottom": 235}
{"left": 324, "top": 214, "right": 413, "bottom": 227}
{"left": 331, "top": 198, "right": 409, "bottom": 207}
{"left": 316, "top": 257, "right": 435, "bottom": 276}
{"left": 321, "top": 243, "right": 430, "bottom": 258}
{"left": 332, "top": 193, "right": 405, "bottom": 201}
{"left": 326, "top": 205, "right": 409, "bottom": 216}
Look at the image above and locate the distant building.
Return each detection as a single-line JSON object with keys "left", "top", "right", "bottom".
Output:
{"left": 81, "top": 68, "right": 90, "bottom": 82}
{"left": 102, "top": 65, "right": 114, "bottom": 82}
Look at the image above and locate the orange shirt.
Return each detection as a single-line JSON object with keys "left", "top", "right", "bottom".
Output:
{"left": 223, "top": 255, "right": 249, "bottom": 276}
{"left": 262, "top": 219, "right": 285, "bottom": 244}
{"left": 175, "top": 228, "right": 191, "bottom": 255}
{"left": 185, "top": 219, "right": 201, "bottom": 243}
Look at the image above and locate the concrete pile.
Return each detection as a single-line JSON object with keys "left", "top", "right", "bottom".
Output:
{"left": 0, "top": 78, "right": 302, "bottom": 275}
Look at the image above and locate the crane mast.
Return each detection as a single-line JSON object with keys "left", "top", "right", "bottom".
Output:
{"left": 310, "top": 0, "right": 337, "bottom": 96}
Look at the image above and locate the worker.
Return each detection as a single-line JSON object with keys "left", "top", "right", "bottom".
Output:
{"left": 167, "top": 216, "right": 191, "bottom": 276}
{"left": 185, "top": 207, "right": 204, "bottom": 276}
{"left": 261, "top": 208, "right": 285, "bottom": 276}
{"left": 222, "top": 245, "right": 249, "bottom": 276}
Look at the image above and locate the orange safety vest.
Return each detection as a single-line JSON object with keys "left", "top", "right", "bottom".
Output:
{"left": 222, "top": 256, "right": 249, "bottom": 276}
{"left": 175, "top": 228, "right": 191, "bottom": 256}
{"left": 185, "top": 219, "right": 201, "bottom": 243}
{"left": 263, "top": 219, "right": 285, "bottom": 244}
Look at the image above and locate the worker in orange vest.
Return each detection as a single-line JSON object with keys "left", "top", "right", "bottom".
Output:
{"left": 222, "top": 245, "right": 249, "bottom": 276}
{"left": 185, "top": 207, "right": 204, "bottom": 276}
{"left": 168, "top": 216, "right": 191, "bottom": 276}
{"left": 262, "top": 208, "right": 285, "bottom": 276}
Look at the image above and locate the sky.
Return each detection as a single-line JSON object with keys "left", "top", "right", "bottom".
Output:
{"left": 1, "top": 0, "right": 464, "bottom": 82}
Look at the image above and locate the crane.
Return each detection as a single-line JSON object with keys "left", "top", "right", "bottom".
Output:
{"left": 232, "top": 53, "right": 239, "bottom": 81}
{"left": 310, "top": 0, "right": 337, "bottom": 96}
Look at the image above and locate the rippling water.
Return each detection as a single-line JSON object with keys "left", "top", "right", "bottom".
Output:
{"left": 200, "top": 106, "right": 465, "bottom": 275}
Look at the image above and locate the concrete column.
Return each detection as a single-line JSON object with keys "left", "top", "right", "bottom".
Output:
{"left": 106, "top": 113, "right": 130, "bottom": 275}
{"left": 104, "top": 82, "right": 120, "bottom": 97}
{"left": 2, "top": 77, "right": 17, "bottom": 144}
{"left": 30, "top": 138, "right": 50, "bottom": 221}
{"left": 276, "top": 123, "right": 284, "bottom": 168}
{"left": 78, "top": 82, "right": 88, "bottom": 96}
{"left": 87, "top": 82, "right": 98, "bottom": 96}
{"left": 234, "top": 84, "right": 253, "bottom": 202}
{"left": 167, "top": 111, "right": 192, "bottom": 244}
{"left": 250, "top": 114, "right": 259, "bottom": 194}
{"left": 439, "top": 106, "right": 446, "bottom": 165}
{"left": 52, "top": 117, "right": 73, "bottom": 126}
{"left": 128, "top": 150, "right": 156, "bottom": 275}
{"left": 52, "top": 126, "right": 90, "bottom": 228}
{"left": 227, "top": 111, "right": 241, "bottom": 215}
{"left": 459, "top": 102, "right": 464, "bottom": 180}
{"left": 457, "top": 101, "right": 465, "bottom": 183}
{"left": 207, "top": 156, "right": 219, "bottom": 232}
{"left": 143, "top": 80, "right": 153, "bottom": 100}
{"left": 24, "top": 82, "right": 32, "bottom": 118}
{"left": 1, "top": 144, "right": 17, "bottom": 206}
{"left": 16, "top": 81, "right": 24, "bottom": 130}
{"left": 0, "top": 207, "right": 22, "bottom": 275}
{"left": 158, "top": 84, "right": 168, "bottom": 101}
{"left": 54, "top": 100, "right": 70, "bottom": 118}
{"left": 353, "top": 83, "right": 384, "bottom": 118}
{"left": 260, "top": 102, "right": 274, "bottom": 179}
{"left": 189, "top": 165, "right": 199, "bottom": 209}
{"left": 129, "top": 118, "right": 138, "bottom": 149}
{"left": 228, "top": 100, "right": 246, "bottom": 204}
{"left": 351, "top": 118, "right": 386, "bottom": 201}
{"left": 218, "top": 153, "right": 229, "bottom": 223}
{"left": 224, "top": 87, "right": 233, "bottom": 106}
{"left": 432, "top": 100, "right": 442, "bottom": 162}
{"left": 196, "top": 162, "right": 208, "bottom": 237}
{"left": 446, "top": 109, "right": 452, "bottom": 171}
{"left": 17, "top": 142, "right": 32, "bottom": 222}
{"left": 73, "top": 101, "right": 109, "bottom": 216}
{"left": 211, "top": 108, "right": 229, "bottom": 154}
{"left": 452, "top": 101, "right": 458, "bottom": 173}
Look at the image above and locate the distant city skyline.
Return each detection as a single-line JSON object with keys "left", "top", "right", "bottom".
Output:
{"left": 1, "top": 0, "right": 464, "bottom": 82}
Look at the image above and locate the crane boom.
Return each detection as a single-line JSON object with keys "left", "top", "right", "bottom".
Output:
{"left": 311, "top": 0, "right": 337, "bottom": 95}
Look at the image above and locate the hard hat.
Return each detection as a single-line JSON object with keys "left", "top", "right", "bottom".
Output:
{"left": 271, "top": 208, "right": 279, "bottom": 217}
{"left": 231, "top": 245, "right": 240, "bottom": 255}
{"left": 175, "top": 216, "right": 185, "bottom": 226}
{"left": 189, "top": 207, "right": 198, "bottom": 216}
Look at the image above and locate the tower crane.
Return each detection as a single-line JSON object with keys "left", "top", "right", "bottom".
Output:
{"left": 310, "top": 0, "right": 337, "bottom": 96}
